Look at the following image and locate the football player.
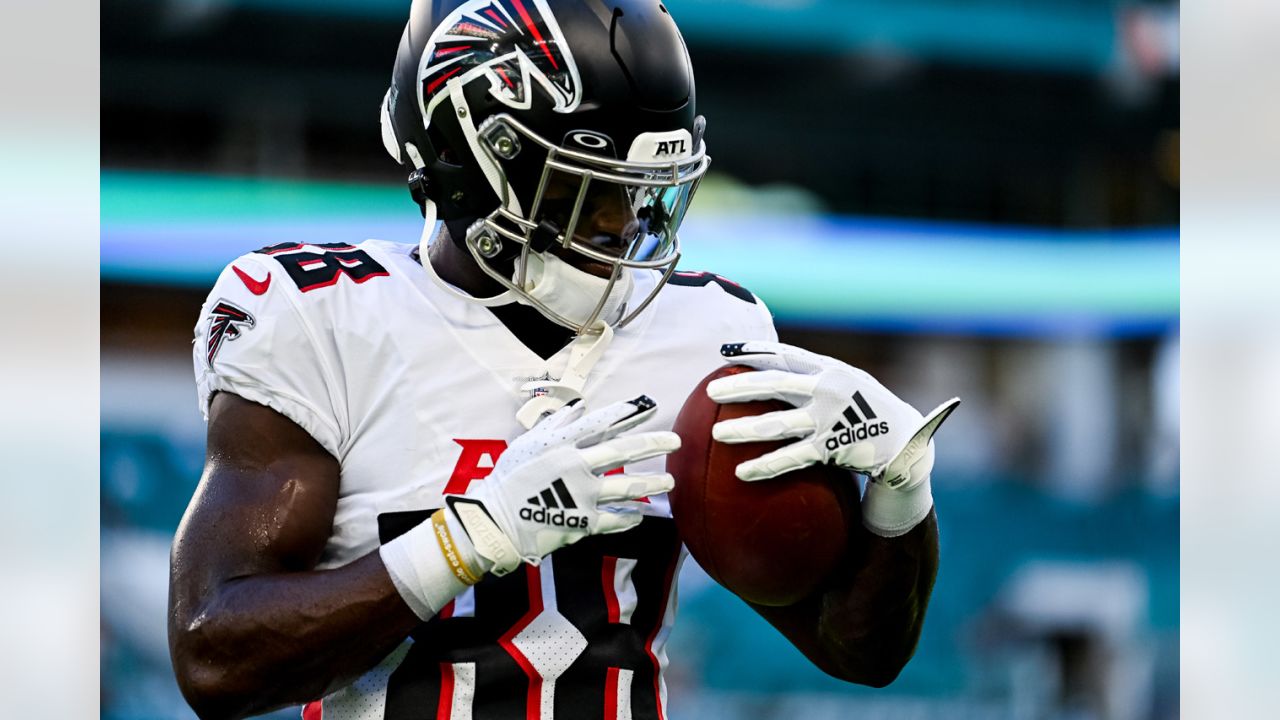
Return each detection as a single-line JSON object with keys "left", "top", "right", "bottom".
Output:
{"left": 168, "top": 1, "right": 957, "bottom": 718}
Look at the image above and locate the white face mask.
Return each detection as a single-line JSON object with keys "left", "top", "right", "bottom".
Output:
{"left": 517, "top": 251, "right": 634, "bottom": 328}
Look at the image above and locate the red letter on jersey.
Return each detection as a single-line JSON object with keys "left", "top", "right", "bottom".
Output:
{"left": 443, "top": 439, "right": 646, "bottom": 501}
{"left": 444, "top": 439, "right": 509, "bottom": 494}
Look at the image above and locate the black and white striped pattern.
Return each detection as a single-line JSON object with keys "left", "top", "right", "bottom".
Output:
{"left": 528, "top": 478, "right": 577, "bottom": 510}
{"left": 833, "top": 391, "right": 878, "bottom": 430}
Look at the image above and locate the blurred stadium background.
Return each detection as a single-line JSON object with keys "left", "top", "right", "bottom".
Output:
{"left": 101, "top": 1, "right": 1179, "bottom": 718}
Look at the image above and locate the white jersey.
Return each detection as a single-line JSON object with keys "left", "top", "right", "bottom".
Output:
{"left": 192, "top": 239, "right": 776, "bottom": 720}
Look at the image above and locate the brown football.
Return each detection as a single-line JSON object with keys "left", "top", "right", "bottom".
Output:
{"left": 667, "top": 364, "right": 859, "bottom": 607}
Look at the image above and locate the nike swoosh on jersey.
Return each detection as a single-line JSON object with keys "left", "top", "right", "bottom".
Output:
{"left": 232, "top": 265, "right": 271, "bottom": 295}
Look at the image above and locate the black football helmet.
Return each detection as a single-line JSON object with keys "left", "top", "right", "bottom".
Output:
{"left": 380, "top": 0, "right": 709, "bottom": 330}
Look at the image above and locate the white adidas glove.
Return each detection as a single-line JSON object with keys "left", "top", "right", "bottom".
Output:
{"left": 708, "top": 341, "right": 959, "bottom": 537}
{"left": 445, "top": 396, "right": 679, "bottom": 575}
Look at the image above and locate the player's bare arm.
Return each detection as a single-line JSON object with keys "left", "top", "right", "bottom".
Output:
{"left": 169, "top": 392, "right": 421, "bottom": 719}
{"left": 749, "top": 508, "right": 939, "bottom": 687}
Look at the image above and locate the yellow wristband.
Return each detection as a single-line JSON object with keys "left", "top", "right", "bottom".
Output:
{"left": 431, "top": 510, "right": 481, "bottom": 586}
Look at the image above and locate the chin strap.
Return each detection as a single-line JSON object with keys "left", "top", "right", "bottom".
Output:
{"left": 515, "top": 322, "right": 614, "bottom": 429}
{"left": 419, "top": 201, "right": 518, "bottom": 307}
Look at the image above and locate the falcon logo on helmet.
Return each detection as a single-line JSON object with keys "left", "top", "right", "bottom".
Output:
{"left": 419, "top": 0, "right": 582, "bottom": 122}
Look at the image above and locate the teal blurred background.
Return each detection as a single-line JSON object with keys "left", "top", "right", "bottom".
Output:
{"left": 101, "top": 1, "right": 1179, "bottom": 718}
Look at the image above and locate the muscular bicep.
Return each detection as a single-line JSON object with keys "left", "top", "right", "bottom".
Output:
{"left": 170, "top": 392, "right": 341, "bottom": 625}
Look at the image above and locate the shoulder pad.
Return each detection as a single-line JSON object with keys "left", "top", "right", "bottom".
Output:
{"left": 666, "top": 270, "right": 756, "bottom": 305}
{"left": 252, "top": 241, "right": 391, "bottom": 293}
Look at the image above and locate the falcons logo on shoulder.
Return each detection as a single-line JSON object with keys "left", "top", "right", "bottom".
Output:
{"left": 419, "top": 0, "right": 582, "bottom": 120}
{"left": 206, "top": 300, "right": 255, "bottom": 365}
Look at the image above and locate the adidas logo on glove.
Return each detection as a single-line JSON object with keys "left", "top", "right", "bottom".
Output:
{"left": 825, "top": 391, "right": 891, "bottom": 451}
{"left": 520, "top": 478, "right": 590, "bottom": 528}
